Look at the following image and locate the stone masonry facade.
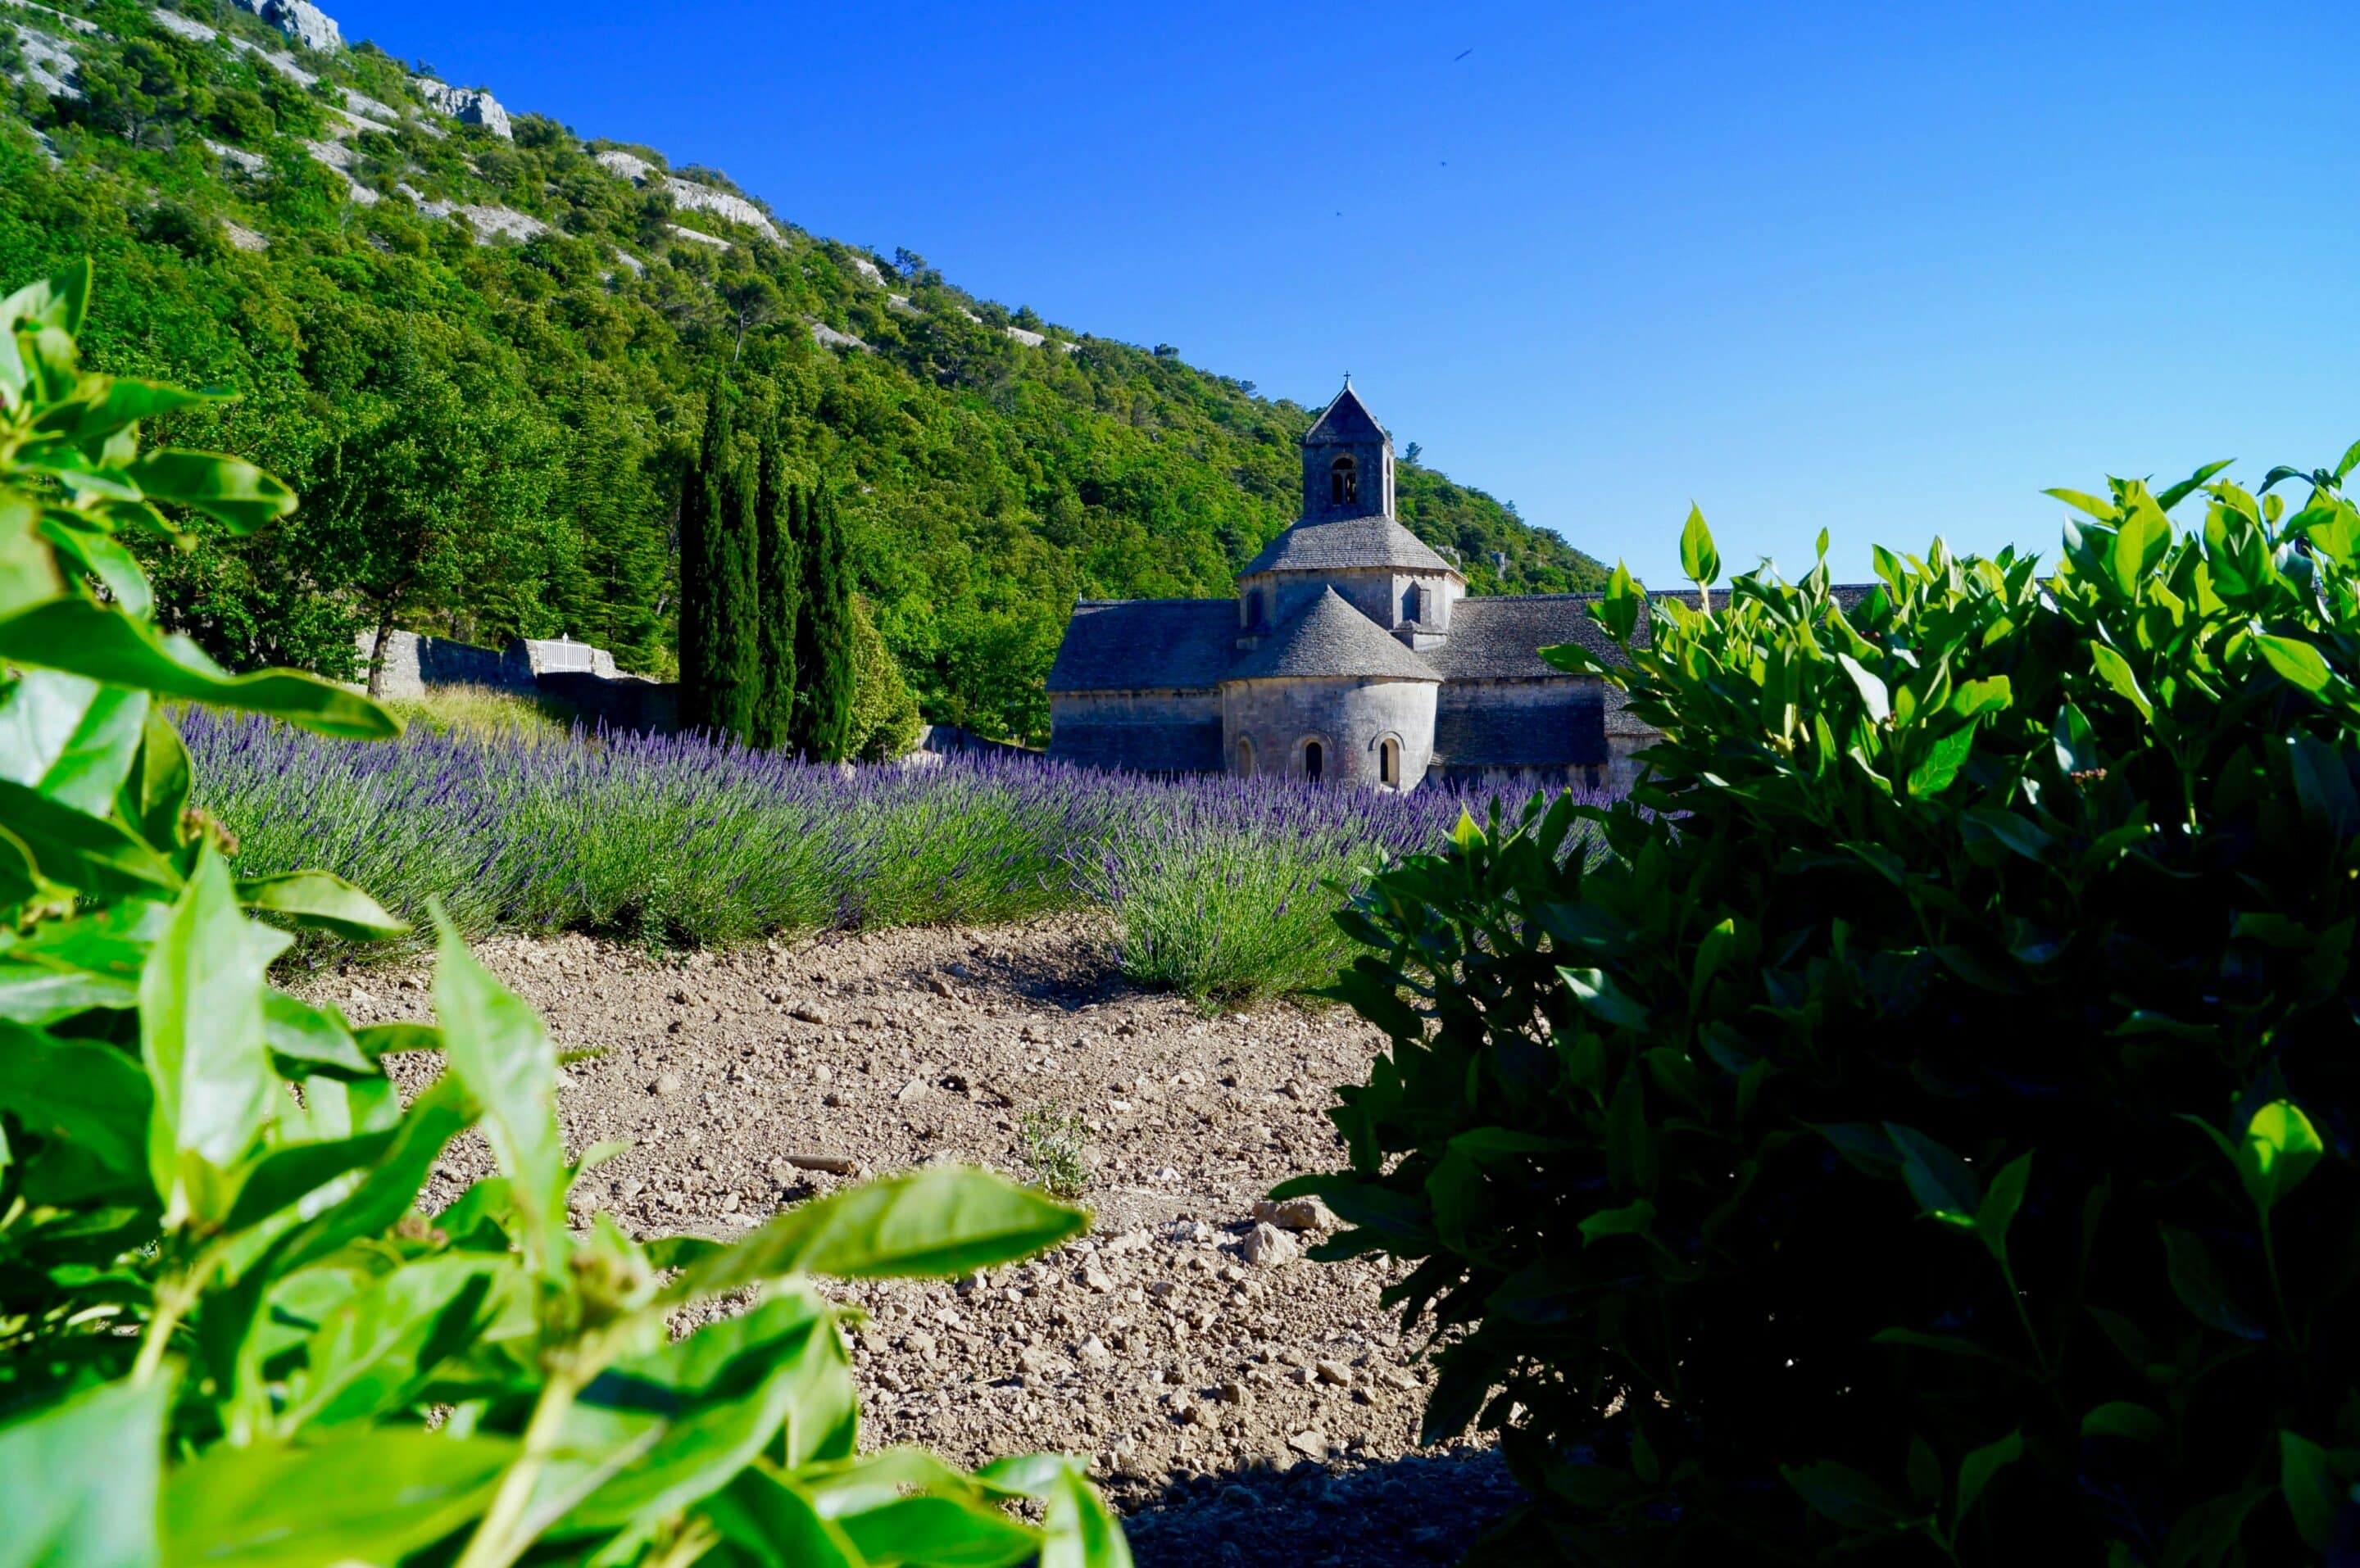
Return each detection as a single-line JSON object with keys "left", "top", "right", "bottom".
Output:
{"left": 1047, "top": 383, "right": 1626, "bottom": 791}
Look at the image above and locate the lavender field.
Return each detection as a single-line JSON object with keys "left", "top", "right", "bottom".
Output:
{"left": 188, "top": 712, "right": 1615, "bottom": 999}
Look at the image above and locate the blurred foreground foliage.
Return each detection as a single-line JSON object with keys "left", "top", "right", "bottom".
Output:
{"left": 0, "top": 261, "right": 1127, "bottom": 1567}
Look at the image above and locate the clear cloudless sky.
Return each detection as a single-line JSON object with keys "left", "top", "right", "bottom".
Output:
{"left": 331, "top": 0, "right": 2360, "bottom": 586}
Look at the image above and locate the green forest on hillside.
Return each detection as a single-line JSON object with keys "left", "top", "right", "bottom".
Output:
{"left": 0, "top": 0, "right": 1605, "bottom": 740}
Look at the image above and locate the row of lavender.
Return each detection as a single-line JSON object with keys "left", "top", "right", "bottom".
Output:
{"left": 187, "top": 711, "right": 1617, "bottom": 997}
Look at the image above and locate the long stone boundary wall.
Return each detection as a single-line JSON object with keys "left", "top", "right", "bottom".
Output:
{"left": 357, "top": 629, "right": 678, "bottom": 732}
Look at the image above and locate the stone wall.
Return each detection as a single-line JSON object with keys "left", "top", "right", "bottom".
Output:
{"left": 1047, "top": 689, "right": 1225, "bottom": 773}
{"left": 357, "top": 629, "right": 677, "bottom": 732}
{"left": 1248, "top": 566, "right": 1457, "bottom": 636}
{"left": 1219, "top": 675, "right": 1437, "bottom": 788}
{"left": 908, "top": 724, "right": 1037, "bottom": 765}
{"left": 1432, "top": 677, "right": 1609, "bottom": 788}
{"left": 1602, "top": 683, "right": 1657, "bottom": 794}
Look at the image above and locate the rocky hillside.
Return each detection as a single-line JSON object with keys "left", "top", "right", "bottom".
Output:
{"left": 0, "top": 0, "right": 1607, "bottom": 739}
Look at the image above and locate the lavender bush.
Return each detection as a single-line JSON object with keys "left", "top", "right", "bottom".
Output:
{"left": 188, "top": 712, "right": 1616, "bottom": 999}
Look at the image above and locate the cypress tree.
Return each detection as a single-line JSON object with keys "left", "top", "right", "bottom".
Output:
{"left": 707, "top": 446, "right": 761, "bottom": 741}
{"left": 750, "top": 438, "right": 800, "bottom": 750}
{"left": 676, "top": 388, "right": 733, "bottom": 732}
{"left": 792, "top": 485, "right": 858, "bottom": 761}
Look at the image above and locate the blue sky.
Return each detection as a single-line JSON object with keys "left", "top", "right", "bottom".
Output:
{"left": 333, "top": 0, "right": 2360, "bottom": 587}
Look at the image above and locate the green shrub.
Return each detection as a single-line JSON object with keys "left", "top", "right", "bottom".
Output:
{"left": 1287, "top": 476, "right": 2360, "bottom": 1562}
{"left": 0, "top": 262, "right": 1129, "bottom": 1566}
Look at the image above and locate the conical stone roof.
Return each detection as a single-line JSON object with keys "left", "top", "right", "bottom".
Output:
{"left": 1240, "top": 515, "right": 1459, "bottom": 578}
{"left": 1225, "top": 588, "right": 1441, "bottom": 682}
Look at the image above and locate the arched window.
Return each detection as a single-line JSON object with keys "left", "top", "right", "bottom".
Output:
{"left": 1380, "top": 736, "right": 1400, "bottom": 786}
{"left": 1236, "top": 736, "right": 1255, "bottom": 776}
{"left": 1246, "top": 588, "right": 1267, "bottom": 629}
{"left": 1400, "top": 582, "right": 1426, "bottom": 623}
{"left": 1303, "top": 739, "right": 1325, "bottom": 782}
{"left": 1329, "top": 455, "right": 1357, "bottom": 508}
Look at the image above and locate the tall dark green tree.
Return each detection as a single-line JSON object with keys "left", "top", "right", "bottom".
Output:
{"left": 678, "top": 387, "right": 759, "bottom": 737}
{"left": 710, "top": 447, "right": 761, "bottom": 740}
{"left": 751, "top": 437, "right": 800, "bottom": 749}
{"left": 674, "top": 391, "right": 720, "bottom": 731}
{"left": 792, "top": 485, "right": 858, "bottom": 760}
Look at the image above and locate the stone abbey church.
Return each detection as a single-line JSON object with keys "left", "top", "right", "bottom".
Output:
{"left": 1047, "top": 383, "right": 1632, "bottom": 790}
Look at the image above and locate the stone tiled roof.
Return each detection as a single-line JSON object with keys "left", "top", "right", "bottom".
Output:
{"left": 1303, "top": 384, "right": 1387, "bottom": 446}
{"left": 1046, "top": 599, "right": 1237, "bottom": 693}
{"left": 1426, "top": 596, "right": 1614, "bottom": 679}
{"left": 1240, "top": 516, "right": 1459, "bottom": 577}
{"left": 1047, "top": 584, "right": 1887, "bottom": 696}
{"left": 1226, "top": 589, "right": 1440, "bottom": 682}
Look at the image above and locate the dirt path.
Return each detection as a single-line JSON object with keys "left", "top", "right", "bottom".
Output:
{"left": 315, "top": 918, "right": 1519, "bottom": 1564}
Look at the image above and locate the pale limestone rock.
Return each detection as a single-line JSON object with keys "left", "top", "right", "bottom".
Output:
{"left": 1241, "top": 1221, "right": 1298, "bottom": 1267}
{"left": 204, "top": 138, "right": 270, "bottom": 176}
{"left": 595, "top": 149, "right": 655, "bottom": 180}
{"left": 1250, "top": 1195, "right": 1336, "bottom": 1232}
{"left": 411, "top": 78, "right": 511, "bottom": 140}
{"left": 229, "top": 0, "right": 342, "bottom": 52}
{"left": 660, "top": 178, "right": 778, "bottom": 242}
{"left": 10, "top": 24, "right": 76, "bottom": 98}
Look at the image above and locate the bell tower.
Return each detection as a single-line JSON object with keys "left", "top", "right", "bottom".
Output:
{"left": 1300, "top": 378, "right": 1394, "bottom": 523}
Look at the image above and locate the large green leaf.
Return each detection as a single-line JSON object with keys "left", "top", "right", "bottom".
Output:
{"left": 0, "top": 897, "right": 169, "bottom": 1025}
{"left": 430, "top": 909, "right": 565, "bottom": 1276}
{"left": 701, "top": 1468, "right": 862, "bottom": 1568}
{"left": 116, "top": 708, "right": 192, "bottom": 852}
{"left": 1882, "top": 1124, "right": 1979, "bottom": 1228}
{"left": 1780, "top": 1460, "right": 1921, "bottom": 1533}
{"left": 2160, "top": 1226, "right": 2268, "bottom": 1341}
{"left": 1953, "top": 1429, "right": 2022, "bottom": 1532}
{"left": 0, "top": 1020, "right": 156, "bottom": 1205}
{"left": 257, "top": 1075, "right": 479, "bottom": 1280}
{"left": 0, "top": 1375, "right": 166, "bottom": 1568}
{"left": 978, "top": 1453, "right": 1135, "bottom": 1568}
{"left": 0, "top": 777, "right": 177, "bottom": 896}
{"left": 2253, "top": 633, "right": 2334, "bottom": 695}
{"left": 161, "top": 1428, "right": 516, "bottom": 1568}
{"left": 800, "top": 1450, "right": 1045, "bottom": 1566}
{"left": 834, "top": 1493, "right": 1040, "bottom": 1567}
{"left": 0, "top": 488, "right": 65, "bottom": 615}
{"left": 58, "top": 377, "right": 225, "bottom": 445}
{"left": 0, "top": 949, "right": 138, "bottom": 1024}
{"left": 123, "top": 449, "right": 297, "bottom": 534}
{"left": 545, "top": 1289, "right": 859, "bottom": 1538}
{"left": 0, "top": 597, "right": 398, "bottom": 739}
{"left": 139, "top": 850, "right": 288, "bottom": 1223}
{"left": 1679, "top": 503, "right": 1721, "bottom": 587}
{"left": 277, "top": 1255, "right": 514, "bottom": 1432}
{"left": 40, "top": 514, "right": 155, "bottom": 618}
{"left": 0, "top": 668, "right": 149, "bottom": 814}
{"left": 238, "top": 870, "right": 408, "bottom": 940}
{"left": 666, "top": 1166, "right": 1086, "bottom": 1303}
{"left": 261, "top": 990, "right": 376, "bottom": 1080}
{"left": 2276, "top": 1430, "right": 2346, "bottom": 1553}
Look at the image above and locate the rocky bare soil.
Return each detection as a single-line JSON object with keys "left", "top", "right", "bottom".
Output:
{"left": 311, "top": 918, "right": 1520, "bottom": 1566}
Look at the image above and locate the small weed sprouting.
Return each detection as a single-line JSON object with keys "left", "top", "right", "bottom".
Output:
{"left": 1018, "top": 1103, "right": 1091, "bottom": 1199}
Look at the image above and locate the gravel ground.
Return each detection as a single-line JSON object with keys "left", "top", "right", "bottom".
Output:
{"left": 310, "top": 917, "right": 1523, "bottom": 1566}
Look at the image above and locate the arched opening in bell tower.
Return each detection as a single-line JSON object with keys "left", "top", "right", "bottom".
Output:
{"left": 1329, "top": 455, "right": 1358, "bottom": 509}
